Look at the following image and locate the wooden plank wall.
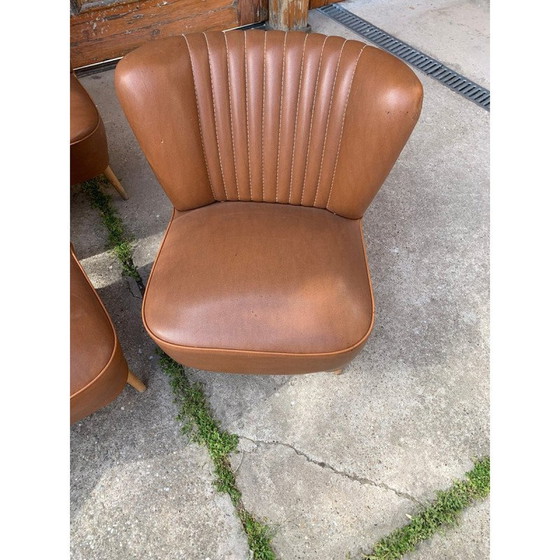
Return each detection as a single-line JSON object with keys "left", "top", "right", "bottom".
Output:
{"left": 71, "top": 0, "right": 240, "bottom": 67}
{"left": 71, "top": 0, "right": 343, "bottom": 68}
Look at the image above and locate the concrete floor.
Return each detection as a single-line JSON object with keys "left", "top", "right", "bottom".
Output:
{"left": 70, "top": 1, "right": 490, "bottom": 558}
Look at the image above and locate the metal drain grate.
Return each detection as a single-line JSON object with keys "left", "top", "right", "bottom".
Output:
{"left": 318, "top": 4, "right": 490, "bottom": 111}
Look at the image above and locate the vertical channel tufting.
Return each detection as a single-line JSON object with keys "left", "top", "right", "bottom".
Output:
{"left": 224, "top": 33, "right": 240, "bottom": 200}
{"left": 260, "top": 33, "right": 267, "bottom": 201}
{"left": 287, "top": 33, "right": 308, "bottom": 205}
{"left": 225, "top": 32, "right": 253, "bottom": 201}
{"left": 262, "top": 33, "right": 284, "bottom": 203}
{"left": 301, "top": 35, "right": 349, "bottom": 208}
{"left": 116, "top": 31, "right": 423, "bottom": 217}
{"left": 181, "top": 35, "right": 216, "bottom": 200}
{"left": 326, "top": 44, "right": 367, "bottom": 211}
{"left": 275, "top": 33, "right": 288, "bottom": 203}
{"left": 298, "top": 34, "right": 329, "bottom": 206}
{"left": 168, "top": 31, "right": 422, "bottom": 216}
{"left": 203, "top": 32, "right": 235, "bottom": 200}
{"left": 185, "top": 32, "right": 377, "bottom": 208}
{"left": 183, "top": 34, "right": 226, "bottom": 200}
{"left": 244, "top": 31, "right": 265, "bottom": 202}
{"left": 313, "top": 39, "right": 348, "bottom": 207}
{"left": 277, "top": 33, "right": 307, "bottom": 205}
{"left": 244, "top": 32, "right": 253, "bottom": 201}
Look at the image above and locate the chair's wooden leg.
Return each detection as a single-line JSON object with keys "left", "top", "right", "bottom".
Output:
{"left": 104, "top": 166, "right": 129, "bottom": 200}
{"left": 127, "top": 370, "right": 146, "bottom": 392}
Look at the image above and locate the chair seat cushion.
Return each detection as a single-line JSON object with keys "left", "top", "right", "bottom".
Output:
{"left": 143, "top": 202, "right": 374, "bottom": 374}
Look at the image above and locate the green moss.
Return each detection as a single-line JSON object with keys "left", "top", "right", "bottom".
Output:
{"left": 362, "top": 457, "right": 490, "bottom": 560}
{"left": 158, "top": 351, "right": 276, "bottom": 560}
{"left": 81, "top": 178, "right": 142, "bottom": 283}
{"left": 239, "top": 509, "right": 276, "bottom": 560}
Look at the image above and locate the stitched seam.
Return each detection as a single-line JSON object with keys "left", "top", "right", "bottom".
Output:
{"left": 144, "top": 216, "right": 374, "bottom": 358}
{"left": 275, "top": 33, "right": 288, "bottom": 203}
{"left": 70, "top": 113, "right": 102, "bottom": 145}
{"left": 203, "top": 32, "right": 228, "bottom": 199}
{"left": 146, "top": 221, "right": 375, "bottom": 358}
{"left": 300, "top": 35, "right": 329, "bottom": 206}
{"left": 182, "top": 34, "right": 216, "bottom": 200}
{"left": 261, "top": 32, "right": 267, "bottom": 201}
{"left": 314, "top": 40, "right": 348, "bottom": 208}
{"left": 288, "top": 34, "right": 308, "bottom": 205}
{"left": 326, "top": 45, "right": 368, "bottom": 211}
{"left": 244, "top": 31, "right": 253, "bottom": 201}
{"left": 224, "top": 33, "right": 240, "bottom": 200}
{"left": 141, "top": 208, "right": 179, "bottom": 347}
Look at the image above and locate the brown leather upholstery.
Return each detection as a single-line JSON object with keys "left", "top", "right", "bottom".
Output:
{"left": 144, "top": 202, "right": 374, "bottom": 373}
{"left": 70, "top": 73, "right": 109, "bottom": 186}
{"left": 115, "top": 30, "right": 423, "bottom": 374}
{"left": 70, "top": 246, "right": 128, "bottom": 423}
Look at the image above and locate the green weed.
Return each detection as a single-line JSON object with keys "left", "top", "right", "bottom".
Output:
{"left": 158, "top": 351, "right": 276, "bottom": 560}
{"left": 81, "top": 178, "right": 142, "bottom": 284}
{"left": 363, "top": 457, "right": 490, "bottom": 560}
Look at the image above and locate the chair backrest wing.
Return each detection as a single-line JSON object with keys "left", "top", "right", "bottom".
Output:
{"left": 116, "top": 30, "right": 422, "bottom": 218}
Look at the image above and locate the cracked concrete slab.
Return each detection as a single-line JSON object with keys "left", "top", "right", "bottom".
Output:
{"left": 235, "top": 438, "right": 412, "bottom": 560}
{"left": 71, "top": 447, "right": 248, "bottom": 560}
{"left": 71, "top": 2, "right": 489, "bottom": 558}
{"left": 239, "top": 436, "right": 422, "bottom": 505}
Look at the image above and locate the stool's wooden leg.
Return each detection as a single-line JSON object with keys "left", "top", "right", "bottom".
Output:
{"left": 127, "top": 370, "right": 146, "bottom": 392}
{"left": 104, "top": 166, "right": 129, "bottom": 200}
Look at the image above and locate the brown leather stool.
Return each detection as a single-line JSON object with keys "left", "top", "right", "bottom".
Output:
{"left": 70, "top": 246, "right": 145, "bottom": 423}
{"left": 115, "top": 31, "right": 423, "bottom": 375}
{"left": 70, "top": 72, "right": 128, "bottom": 199}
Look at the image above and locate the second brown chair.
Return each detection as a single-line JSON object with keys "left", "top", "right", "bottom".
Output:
{"left": 71, "top": 246, "right": 146, "bottom": 423}
{"left": 115, "top": 30, "right": 423, "bottom": 375}
{"left": 70, "top": 71, "right": 128, "bottom": 199}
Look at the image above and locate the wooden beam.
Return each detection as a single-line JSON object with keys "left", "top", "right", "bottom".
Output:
{"left": 268, "top": 0, "right": 309, "bottom": 31}
{"left": 71, "top": 0, "right": 239, "bottom": 67}
{"left": 238, "top": 0, "right": 268, "bottom": 26}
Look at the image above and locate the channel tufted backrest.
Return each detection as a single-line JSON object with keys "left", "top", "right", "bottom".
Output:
{"left": 116, "top": 30, "right": 422, "bottom": 218}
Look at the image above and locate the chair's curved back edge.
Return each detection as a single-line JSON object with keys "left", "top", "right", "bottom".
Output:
{"left": 115, "top": 31, "right": 423, "bottom": 216}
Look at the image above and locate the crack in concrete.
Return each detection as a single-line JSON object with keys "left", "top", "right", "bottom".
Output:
{"left": 125, "top": 280, "right": 142, "bottom": 300}
{"left": 239, "top": 436, "right": 424, "bottom": 506}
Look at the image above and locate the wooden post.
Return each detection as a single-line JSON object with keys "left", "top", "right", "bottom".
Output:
{"left": 268, "top": 0, "right": 309, "bottom": 31}
{"left": 239, "top": 0, "right": 268, "bottom": 26}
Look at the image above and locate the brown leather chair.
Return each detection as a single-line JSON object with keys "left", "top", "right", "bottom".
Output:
{"left": 71, "top": 246, "right": 145, "bottom": 423}
{"left": 115, "top": 31, "right": 423, "bottom": 375}
{"left": 70, "top": 71, "right": 128, "bottom": 199}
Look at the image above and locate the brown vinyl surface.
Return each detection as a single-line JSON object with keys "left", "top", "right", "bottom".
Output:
{"left": 143, "top": 202, "right": 374, "bottom": 373}
{"left": 70, "top": 247, "right": 128, "bottom": 423}
{"left": 115, "top": 30, "right": 423, "bottom": 374}
{"left": 70, "top": 73, "right": 109, "bottom": 185}
{"left": 115, "top": 32, "right": 422, "bottom": 218}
